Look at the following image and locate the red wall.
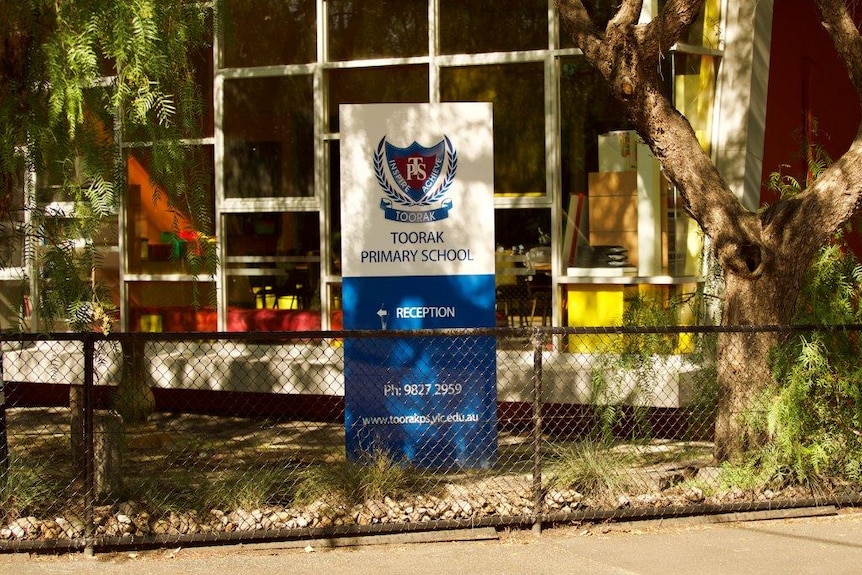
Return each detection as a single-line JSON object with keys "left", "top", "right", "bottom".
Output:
{"left": 761, "top": 2, "right": 861, "bottom": 206}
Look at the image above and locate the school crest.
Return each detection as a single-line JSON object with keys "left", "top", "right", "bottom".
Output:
{"left": 373, "top": 136, "right": 457, "bottom": 223}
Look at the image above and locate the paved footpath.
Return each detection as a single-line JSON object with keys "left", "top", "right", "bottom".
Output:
{"left": 3, "top": 508, "right": 862, "bottom": 575}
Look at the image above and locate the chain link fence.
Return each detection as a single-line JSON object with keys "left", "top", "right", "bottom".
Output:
{"left": 1, "top": 326, "right": 860, "bottom": 553}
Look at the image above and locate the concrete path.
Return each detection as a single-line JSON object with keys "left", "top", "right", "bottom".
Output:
{"left": 3, "top": 508, "right": 862, "bottom": 575}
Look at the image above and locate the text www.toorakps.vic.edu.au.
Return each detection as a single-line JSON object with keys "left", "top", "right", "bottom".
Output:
{"left": 360, "top": 413, "right": 480, "bottom": 426}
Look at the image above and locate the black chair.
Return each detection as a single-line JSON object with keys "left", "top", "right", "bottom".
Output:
{"left": 527, "top": 273, "right": 552, "bottom": 326}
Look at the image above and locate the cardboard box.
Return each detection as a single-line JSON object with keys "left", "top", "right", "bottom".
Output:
{"left": 588, "top": 172, "right": 639, "bottom": 266}
{"left": 598, "top": 130, "right": 638, "bottom": 172}
{"left": 588, "top": 195, "right": 638, "bottom": 231}
{"left": 588, "top": 171, "right": 638, "bottom": 197}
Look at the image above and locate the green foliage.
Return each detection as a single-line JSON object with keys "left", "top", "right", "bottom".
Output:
{"left": 743, "top": 146, "right": 862, "bottom": 490}
{"left": 124, "top": 468, "right": 212, "bottom": 513}
{"left": 0, "top": 456, "right": 59, "bottom": 521}
{"left": 212, "top": 467, "right": 298, "bottom": 510}
{"left": 586, "top": 291, "right": 705, "bottom": 442}
{"left": 546, "top": 441, "right": 639, "bottom": 501}
{"left": 0, "top": 1, "right": 214, "bottom": 331}
{"left": 620, "top": 292, "right": 682, "bottom": 357}
{"left": 295, "top": 451, "right": 418, "bottom": 506}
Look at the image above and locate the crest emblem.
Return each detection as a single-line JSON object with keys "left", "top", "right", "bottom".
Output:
{"left": 374, "top": 136, "right": 457, "bottom": 223}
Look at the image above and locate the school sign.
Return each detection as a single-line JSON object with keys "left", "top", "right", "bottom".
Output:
{"left": 339, "top": 103, "right": 497, "bottom": 468}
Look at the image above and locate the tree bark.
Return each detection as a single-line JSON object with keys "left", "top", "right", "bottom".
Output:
{"left": 113, "top": 339, "right": 155, "bottom": 425}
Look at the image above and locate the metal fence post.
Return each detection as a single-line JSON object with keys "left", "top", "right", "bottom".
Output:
{"left": 0, "top": 356, "right": 7, "bottom": 480}
{"left": 531, "top": 327, "right": 544, "bottom": 535}
{"left": 82, "top": 335, "right": 96, "bottom": 556}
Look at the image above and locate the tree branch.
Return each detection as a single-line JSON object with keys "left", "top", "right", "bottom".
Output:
{"left": 610, "top": 0, "right": 644, "bottom": 29}
{"left": 554, "top": 0, "right": 604, "bottom": 62}
{"left": 640, "top": 0, "right": 706, "bottom": 56}
{"left": 815, "top": 0, "right": 862, "bottom": 100}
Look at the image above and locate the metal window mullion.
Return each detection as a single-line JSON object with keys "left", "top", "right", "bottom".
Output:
{"left": 429, "top": 0, "right": 439, "bottom": 103}
{"left": 545, "top": 51, "right": 560, "bottom": 328}
{"left": 214, "top": 62, "right": 227, "bottom": 330}
{"left": 315, "top": 0, "right": 328, "bottom": 327}
{"left": 114, "top": 94, "right": 130, "bottom": 332}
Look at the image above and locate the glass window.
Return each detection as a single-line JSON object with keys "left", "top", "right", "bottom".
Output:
{"left": 439, "top": 0, "right": 547, "bottom": 54}
{"left": 494, "top": 209, "right": 552, "bottom": 329}
{"left": 35, "top": 212, "right": 120, "bottom": 332}
{"left": 221, "top": 0, "right": 316, "bottom": 67}
{"left": 224, "top": 212, "right": 321, "bottom": 318}
{"left": 673, "top": 53, "right": 718, "bottom": 154}
{"left": 327, "top": 0, "right": 428, "bottom": 61}
{"left": 0, "top": 283, "right": 30, "bottom": 332}
{"left": 38, "top": 88, "right": 115, "bottom": 203}
{"left": 559, "top": 56, "right": 631, "bottom": 195}
{"left": 495, "top": 208, "right": 551, "bottom": 258}
{"left": 558, "top": 1, "right": 615, "bottom": 49}
{"left": 327, "top": 65, "right": 429, "bottom": 132}
{"left": 122, "top": 33, "right": 214, "bottom": 143}
{"left": 327, "top": 141, "right": 342, "bottom": 276}
{"left": 127, "top": 281, "right": 216, "bottom": 332}
{"left": 0, "top": 164, "right": 27, "bottom": 270}
{"left": 224, "top": 76, "right": 314, "bottom": 198}
{"left": 662, "top": 0, "right": 721, "bottom": 48}
{"left": 192, "top": 43, "right": 215, "bottom": 139}
{"left": 126, "top": 146, "right": 215, "bottom": 276}
{"left": 441, "top": 64, "right": 546, "bottom": 196}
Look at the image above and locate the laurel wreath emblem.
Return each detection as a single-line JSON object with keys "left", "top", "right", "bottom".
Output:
{"left": 373, "top": 136, "right": 458, "bottom": 207}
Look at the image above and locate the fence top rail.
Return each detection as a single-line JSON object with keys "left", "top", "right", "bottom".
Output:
{"left": 0, "top": 324, "right": 859, "bottom": 345}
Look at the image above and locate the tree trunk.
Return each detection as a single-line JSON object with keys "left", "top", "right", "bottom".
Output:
{"left": 713, "top": 330, "right": 778, "bottom": 462}
{"left": 113, "top": 339, "right": 155, "bottom": 425}
{"left": 69, "top": 385, "right": 85, "bottom": 477}
{"left": 713, "top": 267, "right": 799, "bottom": 463}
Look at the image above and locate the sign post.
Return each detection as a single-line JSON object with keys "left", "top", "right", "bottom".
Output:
{"left": 340, "top": 103, "right": 497, "bottom": 468}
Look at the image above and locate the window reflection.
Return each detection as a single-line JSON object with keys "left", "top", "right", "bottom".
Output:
{"left": 441, "top": 64, "right": 546, "bottom": 196}
{"left": 0, "top": 166, "right": 26, "bottom": 269}
{"left": 559, "top": 57, "right": 631, "bottom": 196}
{"left": 123, "top": 33, "right": 214, "bottom": 142}
{"left": 662, "top": 0, "right": 721, "bottom": 48}
{"left": 327, "top": 66, "right": 429, "bottom": 132}
{"left": 126, "top": 146, "right": 215, "bottom": 276}
{"left": 222, "top": 0, "right": 316, "bottom": 67}
{"left": 673, "top": 53, "right": 718, "bottom": 154}
{"left": 225, "top": 212, "right": 319, "bottom": 258}
{"left": 327, "top": 141, "right": 342, "bottom": 276}
{"left": 224, "top": 212, "right": 321, "bottom": 329}
{"left": 327, "top": 0, "right": 428, "bottom": 61}
{"left": 39, "top": 88, "right": 115, "bottom": 201}
{"left": 439, "top": 0, "right": 547, "bottom": 54}
{"left": 224, "top": 76, "right": 314, "bottom": 198}
{"left": 128, "top": 281, "right": 216, "bottom": 332}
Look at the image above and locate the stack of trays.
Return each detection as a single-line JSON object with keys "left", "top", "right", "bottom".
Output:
{"left": 573, "top": 245, "right": 629, "bottom": 267}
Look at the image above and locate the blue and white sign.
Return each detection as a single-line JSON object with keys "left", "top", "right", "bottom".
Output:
{"left": 340, "top": 103, "right": 496, "bottom": 469}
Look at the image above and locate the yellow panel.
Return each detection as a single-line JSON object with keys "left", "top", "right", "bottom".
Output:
{"left": 567, "top": 286, "right": 627, "bottom": 352}
{"left": 634, "top": 285, "right": 699, "bottom": 354}
{"left": 684, "top": 218, "right": 703, "bottom": 276}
